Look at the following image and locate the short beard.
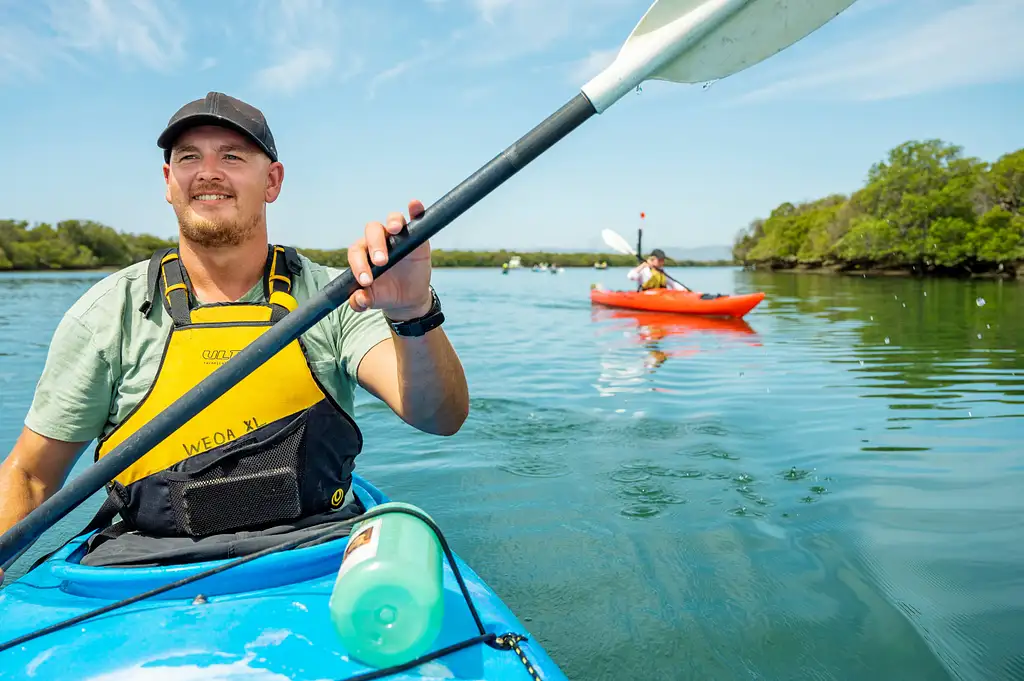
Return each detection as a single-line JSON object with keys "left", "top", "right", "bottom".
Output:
{"left": 177, "top": 211, "right": 261, "bottom": 248}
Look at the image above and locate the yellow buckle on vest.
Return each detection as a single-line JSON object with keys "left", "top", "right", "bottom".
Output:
{"left": 269, "top": 290, "right": 298, "bottom": 312}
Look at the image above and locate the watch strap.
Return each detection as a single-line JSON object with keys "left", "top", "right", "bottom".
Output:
{"left": 385, "top": 287, "right": 444, "bottom": 337}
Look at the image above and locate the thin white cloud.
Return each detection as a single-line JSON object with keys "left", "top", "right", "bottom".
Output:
{"left": 471, "top": 0, "right": 515, "bottom": 25}
{"left": 736, "top": 0, "right": 1024, "bottom": 103}
{"left": 253, "top": 48, "right": 333, "bottom": 95}
{"left": 462, "top": 0, "right": 636, "bottom": 67}
{"left": 362, "top": 0, "right": 638, "bottom": 98}
{"left": 0, "top": 23, "right": 51, "bottom": 82}
{"left": 46, "top": 0, "right": 185, "bottom": 71}
{"left": 366, "top": 43, "right": 440, "bottom": 101}
{"left": 0, "top": 0, "right": 183, "bottom": 82}
{"left": 250, "top": 0, "right": 365, "bottom": 96}
{"left": 567, "top": 48, "right": 619, "bottom": 85}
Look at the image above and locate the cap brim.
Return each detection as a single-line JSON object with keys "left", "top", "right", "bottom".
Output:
{"left": 157, "top": 113, "right": 277, "bottom": 162}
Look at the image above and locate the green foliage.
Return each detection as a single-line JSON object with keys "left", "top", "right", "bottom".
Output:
{"left": 732, "top": 218, "right": 764, "bottom": 262}
{"left": 0, "top": 219, "right": 731, "bottom": 272}
{"left": 736, "top": 140, "right": 1024, "bottom": 275}
{"left": 0, "top": 219, "right": 178, "bottom": 271}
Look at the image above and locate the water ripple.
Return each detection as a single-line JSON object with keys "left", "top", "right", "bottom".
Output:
{"left": 2, "top": 267, "right": 1022, "bottom": 681}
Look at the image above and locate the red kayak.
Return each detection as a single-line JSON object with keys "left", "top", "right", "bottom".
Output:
{"left": 590, "top": 287, "right": 765, "bottom": 318}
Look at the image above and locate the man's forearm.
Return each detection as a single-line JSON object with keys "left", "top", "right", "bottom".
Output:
{"left": 391, "top": 327, "right": 469, "bottom": 436}
{"left": 0, "top": 460, "right": 49, "bottom": 538}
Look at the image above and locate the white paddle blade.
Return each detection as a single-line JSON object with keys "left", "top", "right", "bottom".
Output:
{"left": 582, "top": 0, "right": 859, "bottom": 112}
{"left": 601, "top": 229, "right": 637, "bottom": 256}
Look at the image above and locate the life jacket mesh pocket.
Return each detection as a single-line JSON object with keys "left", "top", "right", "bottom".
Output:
{"left": 168, "top": 421, "right": 307, "bottom": 536}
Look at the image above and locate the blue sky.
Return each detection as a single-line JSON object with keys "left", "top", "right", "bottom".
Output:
{"left": 1, "top": 0, "right": 1022, "bottom": 253}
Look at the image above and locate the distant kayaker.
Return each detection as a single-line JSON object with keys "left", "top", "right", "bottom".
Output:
{"left": 627, "top": 249, "right": 687, "bottom": 290}
{"left": 0, "top": 92, "right": 469, "bottom": 579}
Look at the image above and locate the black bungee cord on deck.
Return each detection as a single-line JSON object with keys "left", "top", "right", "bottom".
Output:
{"left": 0, "top": 505, "right": 544, "bottom": 681}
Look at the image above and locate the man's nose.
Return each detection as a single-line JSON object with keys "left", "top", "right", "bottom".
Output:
{"left": 195, "top": 155, "right": 225, "bottom": 180}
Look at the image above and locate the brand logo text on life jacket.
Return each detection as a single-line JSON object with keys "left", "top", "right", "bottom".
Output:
{"left": 201, "top": 348, "right": 242, "bottom": 364}
{"left": 181, "top": 416, "right": 263, "bottom": 456}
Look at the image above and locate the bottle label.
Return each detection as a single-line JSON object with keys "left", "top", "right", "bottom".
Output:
{"left": 337, "top": 517, "right": 382, "bottom": 579}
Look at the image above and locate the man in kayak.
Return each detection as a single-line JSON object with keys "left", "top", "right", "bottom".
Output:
{"left": 627, "top": 248, "right": 688, "bottom": 290}
{"left": 0, "top": 92, "right": 470, "bottom": 578}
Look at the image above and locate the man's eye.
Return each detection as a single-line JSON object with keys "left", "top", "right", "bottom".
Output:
{"left": 225, "top": 154, "right": 241, "bottom": 160}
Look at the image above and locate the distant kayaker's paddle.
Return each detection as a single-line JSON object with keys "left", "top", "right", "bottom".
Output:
{"left": 0, "top": 0, "right": 861, "bottom": 569}
{"left": 602, "top": 228, "right": 692, "bottom": 291}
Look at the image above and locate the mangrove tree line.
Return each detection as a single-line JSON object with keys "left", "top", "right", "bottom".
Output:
{"left": 0, "top": 220, "right": 721, "bottom": 271}
{"left": 733, "top": 140, "right": 1024, "bottom": 277}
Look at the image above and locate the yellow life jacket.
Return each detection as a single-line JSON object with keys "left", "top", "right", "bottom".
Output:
{"left": 93, "top": 245, "right": 363, "bottom": 538}
{"left": 642, "top": 265, "right": 668, "bottom": 290}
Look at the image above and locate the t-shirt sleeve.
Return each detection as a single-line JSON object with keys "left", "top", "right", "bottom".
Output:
{"left": 321, "top": 265, "right": 394, "bottom": 383}
{"left": 24, "top": 313, "right": 114, "bottom": 443}
{"left": 336, "top": 304, "right": 393, "bottom": 383}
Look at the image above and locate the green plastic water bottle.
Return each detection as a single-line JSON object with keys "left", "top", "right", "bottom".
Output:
{"left": 328, "top": 501, "right": 445, "bottom": 669}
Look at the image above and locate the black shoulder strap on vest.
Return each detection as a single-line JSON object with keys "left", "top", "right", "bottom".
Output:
{"left": 140, "top": 248, "right": 191, "bottom": 327}
{"left": 139, "top": 247, "right": 174, "bottom": 317}
{"left": 159, "top": 250, "right": 193, "bottom": 327}
{"left": 266, "top": 245, "right": 302, "bottom": 322}
{"left": 264, "top": 245, "right": 301, "bottom": 298}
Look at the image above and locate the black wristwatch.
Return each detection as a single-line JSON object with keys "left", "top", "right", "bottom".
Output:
{"left": 384, "top": 286, "right": 445, "bottom": 337}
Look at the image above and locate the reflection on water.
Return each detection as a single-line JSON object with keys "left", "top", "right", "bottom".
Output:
{"left": 591, "top": 306, "right": 760, "bottom": 371}
{"left": 2, "top": 267, "right": 1022, "bottom": 681}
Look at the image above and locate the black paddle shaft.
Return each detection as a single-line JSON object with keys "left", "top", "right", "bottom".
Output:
{"left": 0, "top": 93, "right": 599, "bottom": 569}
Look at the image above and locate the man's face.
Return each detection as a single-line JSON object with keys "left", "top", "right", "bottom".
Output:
{"left": 163, "top": 125, "right": 283, "bottom": 248}
{"left": 647, "top": 255, "right": 665, "bottom": 269}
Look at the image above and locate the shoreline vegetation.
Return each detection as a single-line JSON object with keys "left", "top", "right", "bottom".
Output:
{"left": 733, "top": 140, "right": 1024, "bottom": 280}
{"left": 3, "top": 139, "right": 1019, "bottom": 278}
{"left": 0, "top": 220, "right": 732, "bottom": 272}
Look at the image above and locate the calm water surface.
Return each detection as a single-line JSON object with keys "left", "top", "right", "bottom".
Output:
{"left": 1, "top": 266, "right": 1022, "bottom": 681}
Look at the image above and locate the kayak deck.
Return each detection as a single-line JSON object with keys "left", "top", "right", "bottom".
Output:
{"left": 590, "top": 287, "right": 765, "bottom": 318}
{"left": 0, "top": 475, "right": 566, "bottom": 681}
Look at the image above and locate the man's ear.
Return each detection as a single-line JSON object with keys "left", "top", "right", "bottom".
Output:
{"left": 265, "top": 161, "right": 284, "bottom": 203}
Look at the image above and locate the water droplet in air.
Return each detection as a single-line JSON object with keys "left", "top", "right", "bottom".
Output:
{"left": 923, "top": 291, "right": 928, "bottom": 296}
{"left": 859, "top": 360, "right": 864, "bottom": 366}
{"left": 884, "top": 337, "right": 890, "bottom": 345}
{"left": 968, "top": 411, "right": 973, "bottom": 417}
{"left": 869, "top": 316, "right": 874, "bottom": 321}
{"left": 902, "top": 303, "right": 906, "bottom": 308}
{"left": 976, "top": 297, "right": 986, "bottom": 307}
{"left": 977, "top": 333, "right": 982, "bottom": 339}
{"left": 986, "top": 324, "right": 990, "bottom": 329}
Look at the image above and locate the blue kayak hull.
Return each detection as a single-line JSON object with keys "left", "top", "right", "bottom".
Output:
{"left": 0, "top": 475, "right": 568, "bottom": 680}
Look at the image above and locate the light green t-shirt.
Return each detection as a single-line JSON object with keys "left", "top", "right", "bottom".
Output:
{"left": 25, "top": 254, "right": 393, "bottom": 444}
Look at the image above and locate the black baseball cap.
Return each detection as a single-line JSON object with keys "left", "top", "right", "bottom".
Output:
{"left": 649, "top": 248, "right": 666, "bottom": 259}
{"left": 157, "top": 91, "right": 278, "bottom": 163}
